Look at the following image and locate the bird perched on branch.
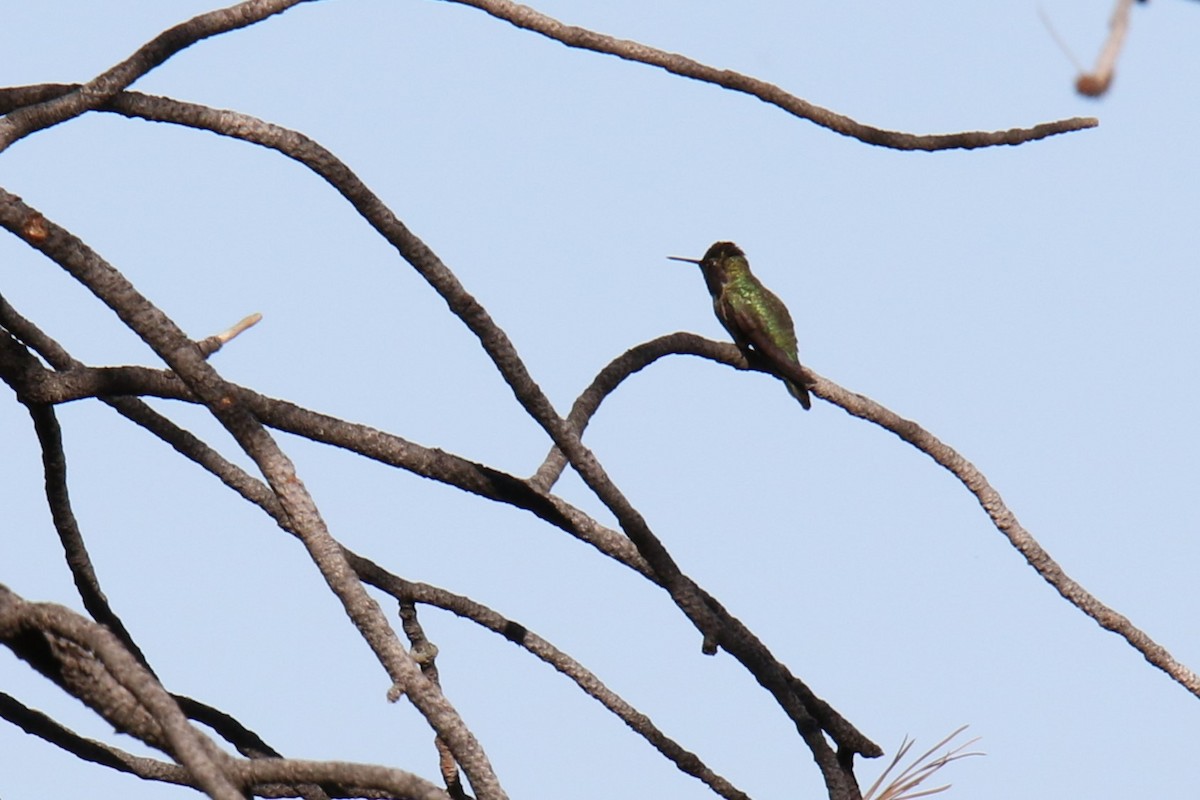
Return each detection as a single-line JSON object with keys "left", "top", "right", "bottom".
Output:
{"left": 669, "top": 241, "right": 813, "bottom": 409}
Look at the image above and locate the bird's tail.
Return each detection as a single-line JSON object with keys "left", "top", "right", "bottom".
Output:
{"left": 785, "top": 379, "right": 812, "bottom": 411}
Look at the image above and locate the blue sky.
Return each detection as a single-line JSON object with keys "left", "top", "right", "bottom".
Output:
{"left": 2, "top": 2, "right": 1198, "bottom": 798}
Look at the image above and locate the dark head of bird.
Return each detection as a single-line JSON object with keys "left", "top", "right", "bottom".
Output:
{"left": 667, "top": 241, "right": 744, "bottom": 269}
{"left": 668, "top": 241, "right": 748, "bottom": 298}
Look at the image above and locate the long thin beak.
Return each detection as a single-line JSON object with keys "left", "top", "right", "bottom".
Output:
{"left": 667, "top": 256, "right": 702, "bottom": 264}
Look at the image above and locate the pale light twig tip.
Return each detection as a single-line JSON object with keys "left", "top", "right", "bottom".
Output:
{"left": 215, "top": 312, "right": 262, "bottom": 345}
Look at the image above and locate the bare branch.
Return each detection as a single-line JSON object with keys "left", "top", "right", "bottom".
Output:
{"left": 536, "top": 331, "right": 1200, "bottom": 700}
{"left": 233, "top": 758, "right": 451, "bottom": 799}
{"left": 6, "top": 91, "right": 703, "bottom": 653}
{"left": 0, "top": 587, "right": 244, "bottom": 800}
{"left": 0, "top": 91, "right": 1004, "bottom": 789}
{"left": 394, "top": 603, "right": 467, "bottom": 800}
{"left": 818, "top": 368, "right": 1200, "bottom": 698}
{"left": 0, "top": 314, "right": 881, "bottom": 767}
{"left": 0, "top": 691, "right": 454, "bottom": 799}
{"left": 1076, "top": 0, "right": 1136, "bottom": 97}
{"left": 532, "top": 333, "right": 723, "bottom": 490}
{"left": 444, "top": 0, "right": 1097, "bottom": 151}
{"left": 364, "top": 567, "right": 754, "bottom": 800}
{"left": 0, "top": 690, "right": 179, "bottom": 778}
{"left": 0, "top": 302, "right": 331, "bottom": 799}
{"left": 26, "top": 402, "right": 154, "bottom": 664}
{"left": 0, "top": 4, "right": 1130, "bottom": 797}
{"left": 0, "top": 0, "right": 309, "bottom": 152}
{"left": 0, "top": 341, "right": 648, "bottom": 576}
{"left": 0, "top": 306, "right": 868, "bottom": 795}
{"left": 0, "top": 192, "right": 508, "bottom": 800}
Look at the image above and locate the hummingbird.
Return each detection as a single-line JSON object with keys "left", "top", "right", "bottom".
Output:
{"left": 669, "top": 241, "right": 812, "bottom": 410}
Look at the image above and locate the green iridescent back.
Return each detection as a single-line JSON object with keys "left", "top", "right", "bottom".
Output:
{"left": 717, "top": 259, "right": 799, "bottom": 360}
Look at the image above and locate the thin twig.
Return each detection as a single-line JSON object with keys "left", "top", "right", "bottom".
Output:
{"left": 0, "top": 691, "right": 180, "bottom": 779}
{"left": 26, "top": 403, "right": 153, "bottom": 665}
{"left": 396, "top": 602, "right": 467, "bottom": 799}
{"left": 1038, "top": 6, "right": 1087, "bottom": 74}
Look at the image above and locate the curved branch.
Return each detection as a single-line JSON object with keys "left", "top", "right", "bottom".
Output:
{"left": 532, "top": 332, "right": 733, "bottom": 490}
{"left": 820, "top": 371, "right": 1200, "bottom": 699}
{"left": 26, "top": 402, "right": 155, "bottom": 661}
{"left": 0, "top": 0, "right": 307, "bottom": 152}
{"left": 0, "top": 695, "right": 339, "bottom": 799}
{"left": 446, "top": 0, "right": 1097, "bottom": 151}
{"left": 3, "top": 87, "right": 704, "bottom": 623}
{"left": 539, "top": 331, "right": 1200, "bottom": 700}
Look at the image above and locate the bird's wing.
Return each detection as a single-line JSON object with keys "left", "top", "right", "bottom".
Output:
{"left": 714, "top": 298, "right": 752, "bottom": 352}
{"left": 724, "top": 298, "right": 807, "bottom": 388}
